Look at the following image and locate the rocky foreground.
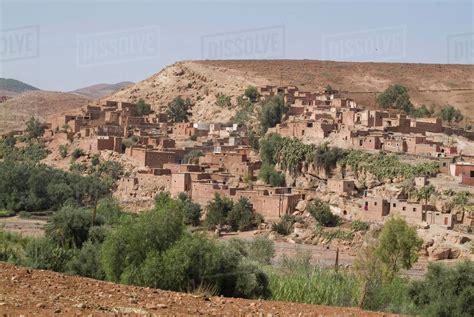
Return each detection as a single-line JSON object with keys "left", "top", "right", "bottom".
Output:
{"left": 0, "top": 262, "right": 395, "bottom": 316}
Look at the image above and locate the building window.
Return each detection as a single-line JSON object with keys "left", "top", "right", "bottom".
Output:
{"left": 402, "top": 207, "right": 406, "bottom": 211}
{"left": 374, "top": 202, "right": 377, "bottom": 206}
{"left": 471, "top": 171, "right": 474, "bottom": 177}
{"left": 413, "top": 208, "right": 416, "bottom": 212}
{"left": 393, "top": 203, "right": 396, "bottom": 207}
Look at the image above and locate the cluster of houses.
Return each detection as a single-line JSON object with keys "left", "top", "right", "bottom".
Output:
{"left": 37, "top": 85, "right": 474, "bottom": 227}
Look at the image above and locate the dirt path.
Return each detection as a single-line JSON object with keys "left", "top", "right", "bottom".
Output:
{"left": 0, "top": 262, "right": 397, "bottom": 316}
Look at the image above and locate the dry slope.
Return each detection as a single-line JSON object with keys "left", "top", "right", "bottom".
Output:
{"left": 0, "top": 262, "right": 393, "bottom": 316}
{"left": 0, "top": 91, "right": 89, "bottom": 134}
{"left": 110, "top": 60, "right": 474, "bottom": 123}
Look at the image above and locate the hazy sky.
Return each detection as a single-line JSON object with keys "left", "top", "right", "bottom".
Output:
{"left": 0, "top": 0, "right": 472, "bottom": 91}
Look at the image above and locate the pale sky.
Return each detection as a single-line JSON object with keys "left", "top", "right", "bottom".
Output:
{"left": 0, "top": 0, "right": 472, "bottom": 91}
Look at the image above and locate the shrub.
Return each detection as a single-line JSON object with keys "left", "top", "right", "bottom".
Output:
{"left": 215, "top": 93, "right": 232, "bottom": 108}
{"left": 259, "top": 95, "right": 287, "bottom": 131}
{"left": 183, "top": 150, "right": 204, "bottom": 164}
{"left": 205, "top": 194, "right": 234, "bottom": 229}
{"left": 167, "top": 96, "right": 192, "bottom": 123}
{"left": 132, "top": 99, "right": 151, "bottom": 116}
{"left": 45, "top": 205, "right": 103, "bottom": 249}
{"left": 71, "top": 148, "right": 84, "bottom": 160}
{"left": 247, "top": 236, "right": 275, "bottom": 265}
{"left": 409, "top": 261, "right": 474, "bottom": 316}
{"left": 25, "top": 116, "right": 45, "bottom": 139}
{"left": 59, "top": 144, "right": 68, "bottom": 158}
{"left": 244, "top": 86, "right": 259, "bottom": 102}
{"left": 90, "top": 154, "right": 100, "bottom": 166}
{"left": 95, "top": 197, "right": 124, "bottom": 225}
{"left": 271, "top": 215, "right": 295, "bottom": 235}
{"left": 351, "top": 220, "right": 369, "bottom": 231}
{"left": 177, "top": 193, "right": 201, "bottom": 226}
{"left": 66, "top": 241, "right": 105, "bottom": 280}
{"left": 438, "top": 105, "right": 463, "bottom": 123}
{"left": 259, "top": 163, "right": 285, "bottom": 187}
{"left": 308, "top": 199, "right": 340, "bottom": 227}
{"left": 227, "top": 197, "right": 255, "bottom": 231}
{"left": 24, "top": 237, "right": 73, "bottom": 272}
{"left": 0, "top": 229, "right": 29, "bottom": 264}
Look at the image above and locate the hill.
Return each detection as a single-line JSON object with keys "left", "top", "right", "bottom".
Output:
{"left": 110, "top": 60, "right": 474, "bottom": 122}
{"left": 0, "top": 262, "right": 388, "bottom": 316}
{"left": 71, "top": 81, "right": 134, "bottom": 99}
{"left": 0, "top": 91, "right": 89, "bottom": 134}
{"left": 0, "top": 78, "right": 39, "bottom": 97}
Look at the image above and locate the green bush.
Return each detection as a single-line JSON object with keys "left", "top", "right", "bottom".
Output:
{"left": 183, "top": 150, "right": 204, "bottom": 164}
{"left": 271, "top": 215, "right": 295, "bottom": 235}
{"left": 215, "top": 93, "right": 232, "bottom": 108}
{"left": 351, "top": 220, "right": 369, "bottom": 231}
{"left": 59, "top": 144, "right": 68, "bottom": 158}
{"left": 25, "top": 116, "right": 45, "bottom": 139}
{"left": 95, "top": 197, "right": 124, "bottom": 225}
{"left": 167, "top": 96, "right": 192, "bottom": 123}
{"left": 227, "top": 197, "right": 256, "bottom": 231}
{"left": 260, "top": 95, "right": 287, "bottom": 131}
{"left": 247, "top": 236, "right": 275, "bottom": 265}
{"left": 66, "top": 241, "right": 105, "bottom": 280}
{"left": 205, "top": 194, "right": 234, "bottom": 229}
{"left": 244, "top": 86, "right": 259, "bottom": 102}
{"left": 132, "top": 99, "right": 151, "bottom": 116}
{"left": 71, "top": 148, "right": 85, "bottom": 160}
{"left": 177, "top": 193, "right": 202, "bottom": 226}
{"left": 258, "top": 163, "right": 285, "bottom": 187}
{"left": 0, "top": 229, "right": 30, "bottom": 263}
{"left": 24, "top": 237, "right": 73, "bottom": 272}
{"left": 438, "top": 105, "right": 464, "bottom": 123}
{"left": 45, "top": 204, "right": 103, "bottom": 249}
{"left": 409, "top": 261, "right": 474, "bottom": 317}
{"left": 308, "top": 199, "right": 340, "bottom": 227}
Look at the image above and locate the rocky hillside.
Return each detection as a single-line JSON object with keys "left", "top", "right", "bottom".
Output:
{"left": 0, "top": 78, "right": 39, "bottom": 97}
{"left": 110, "top": 60, "right": 474, "bottom": 123}
{"left": 0, "top": 262, "right": 389, "bottom": 316}
{"left": 0, "top": 91, "right": 89, "bottom": 134}
{"left": 71, "top": 81, "right": 134, "bottom": 99}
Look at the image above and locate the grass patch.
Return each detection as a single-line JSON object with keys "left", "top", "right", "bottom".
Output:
{"left": 0, "top": 210, "right": 15, "bottom": 217}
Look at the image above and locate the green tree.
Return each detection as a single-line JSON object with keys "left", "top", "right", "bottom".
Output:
{"left": 438, "top": 105, "right": 464, "bottom": 124}
{"left": 227, "top": 197, "right": 255, "bottom": 231}
{"left": 167, "top": 96, "right": 192, "bottom": 122}
{"left": 45, "top": 205, "right": 103, "bottom": 249}
{"left": 409, "top": 260, "right": 474, "bottom": 317}
{"left": 374, "top": 217, "right": 422, "bottom": 281}
{"left": 177, "top": 192, "right": 202, "bottom": 226}
{"left": 416, "top": 185, "right": 435, "bottom": 205}
{"left": 244, "top": 86, "right": 259, "bottom": 102}
{"left": 259, "top": 95, "right": 287, "bottom": 131}
{"left": 132, "top": 99, "right": 151, "bottom": 116}
{"left": 59, "top": 144, "right": 68, "bottom": 158}
{"left": 308, "top": 199, "right": 340, "bottom": 227}
{"left": 183, "top": 149, "right": 204, "bottom": 164}
{"left": 215, "top": 93, "right": 232, "bottom": 108}
{"left": 377, "top": 84, "right": 409, "bottom": 109}
{"left": 66, "top": 241, "right": 105, "bottom": 280}
{"left": 25, "top": 116, "right": 45, "bottom": 139}
{"left": 258, "top": 163, "right": 285, "bottom": 187}
{"left": 205, "top": 194, "right": 234, "bottom": 229}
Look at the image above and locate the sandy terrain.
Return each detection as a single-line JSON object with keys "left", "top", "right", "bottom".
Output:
{"left": 0, "top": 262, "right": 395, "bottom": 316}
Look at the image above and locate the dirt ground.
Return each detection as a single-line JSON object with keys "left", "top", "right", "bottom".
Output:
{"left": 0, "top": 262, "right": 397, "bottom": 316}
{"left": 0, "top": 216, "right": 46, "bottom": 238}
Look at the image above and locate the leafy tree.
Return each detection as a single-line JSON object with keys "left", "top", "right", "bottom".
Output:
{"left": 177, "top": 192, "right": 202, "bottom": 226}
{"left": 183, "top": 150, "right": 203, "bottom": 165}
{"left": 308, "top": 199, "right": 340, "bottom": 227}
{"left": 132, "top": 99, "right": 151, "bottom": 116}
{"left": 271, "top": 215, "right": 295, "bottom": 235}
{"left": 227, "top": 197, "right": 255, "bottom": 231}
{"left": 259, "top": 163, "right": 285, "bottom": 187}
{"left": 205, "top": 194, "right": 234, "bottom": 229}
{"left": 45, "top": 204, "right": 103, "bottom": 249}
{"left": 259, "top": 95, "right": 287, "bottom": 131}
{"left": 95, "top": 197, "right": 124, "bottom": 225}
{"left": 215, "top": 93, "right": 232, "bottom": 108}
{"left": 438, "top": 105, "right": 464, "bottom": 124}
{"left": 167, "top": 96, "right": 192, "bottom": 123}
{"left": 25, "top": 116, "right": 45, "bottom": 139}
{"left": 313, "top": 143, "right": 346, "bottom": 173}
{"left": 259, "top": 133, "right": 284, "bottom": 165}
{"left": 71, "top": 148, "right": 84, "bottom": 160}
{"left": 416, "top": 185, "right": 435, "bottom": 205}
{"left": 244, "top": 86, "right": 259, "bottom": 102}
{"left": 377, "top": 84, "right": 410, "bottom": 109}
{"left": 409, "top": 261, "right": 474, "bottom": 317}
{"left": 410, "top": 104, "right": 433, "bottom": 118}
{"left": 374, "top": 217, "right": 422, "bottom": 281}
{"left": 66, "top": 241, "right": 105, "bottom": 280}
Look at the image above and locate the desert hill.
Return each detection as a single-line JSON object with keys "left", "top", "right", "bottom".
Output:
{"left": 0, "top": 262, "right": 388, "bottom": 316}
{"left": 110, "top": 60, "right": 474, "bottom": 123}
{"left": 0, "top": 91, "right": 89, "bottom": 134}
{"left": 0, "top": 78, "right": 39, "bottom": 97}
{"left": 71, "top": 81, "right": 134, "bottom": 99}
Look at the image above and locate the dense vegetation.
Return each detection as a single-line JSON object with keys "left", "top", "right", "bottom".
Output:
{"left": 132, "top": 99, "right": 151, "bottom": 116}
{"left": 438, "top": 105, "right": 464, "bottom": 124}
{"left": 259, "top": 95, "right": 288, "bottom": 132}
{"left": 166, "top": 96, "right": 192, "bottom": 122}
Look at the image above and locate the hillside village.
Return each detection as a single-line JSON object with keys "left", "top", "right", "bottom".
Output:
{"left": 4, "top": 82, "right": 472, "bottom": 262}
